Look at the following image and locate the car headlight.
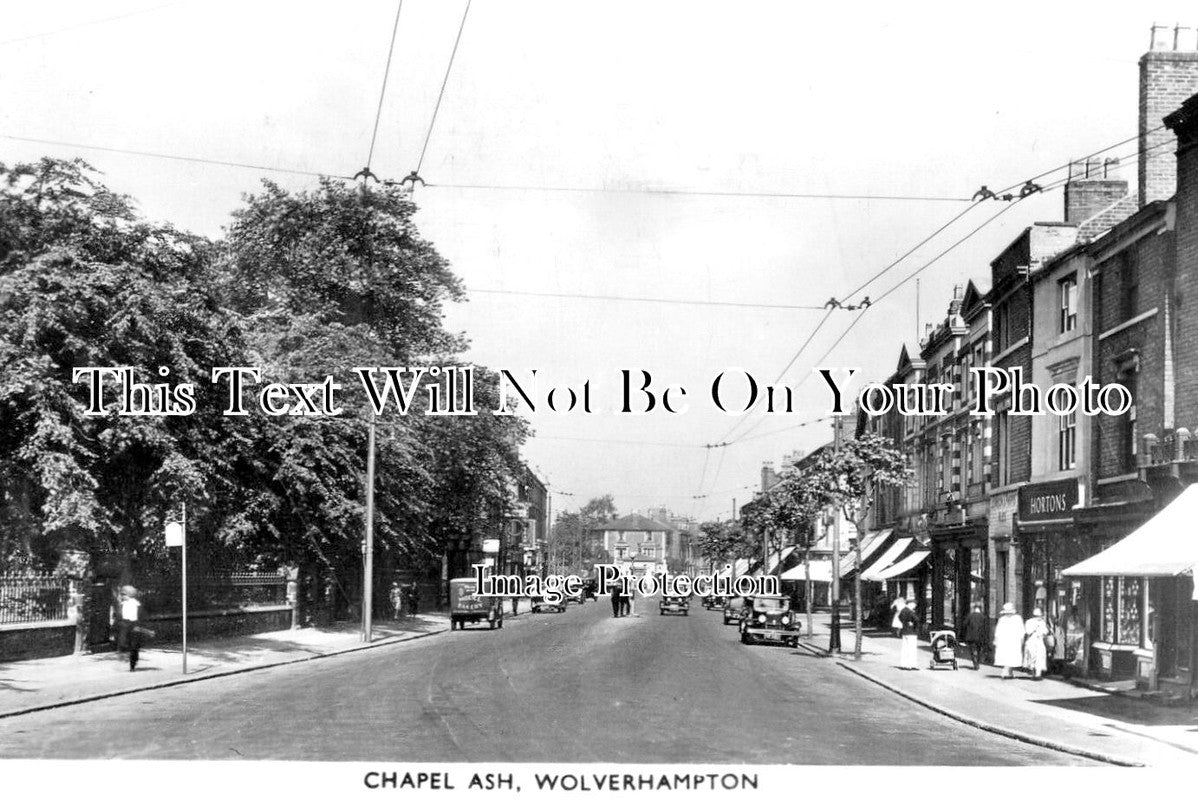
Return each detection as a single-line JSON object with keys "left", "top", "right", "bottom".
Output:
{"left": 757, "top": 614, "right": 766, "bottom": 623}
{"left": 781, "top": 615, "right": 790, "bottom": 625}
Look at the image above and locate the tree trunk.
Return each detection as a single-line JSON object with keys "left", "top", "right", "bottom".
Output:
{"left": 852, "top": 513, "right": 867, "bottom": 660}
{"left": 804, "top": 545, "right": 813, "bottom": 637}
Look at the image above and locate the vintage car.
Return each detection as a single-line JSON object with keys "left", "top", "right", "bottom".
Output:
{"left": 739, "top": 594, "right": 800, "bottom": 647}
{"left": 722, "top": 595, "right": 747, "bottom": 626}
{"left": 659, "top": 594, "right": 689, "bottom": 616}
{"left": 449, "top": 577, "right": 504, "bottom": 630}
{"left": 531, "top": 594, "right": 568, "bottom": 613}
{"left": 703, "top": 594, "right": 727, "bottom": 610}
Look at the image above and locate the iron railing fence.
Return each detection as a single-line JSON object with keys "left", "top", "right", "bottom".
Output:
{"left": 135, "top": 570, "right": 288, "bottom": 616}
{"left": 0, "top": 571, "right": 71, "bottom": 626}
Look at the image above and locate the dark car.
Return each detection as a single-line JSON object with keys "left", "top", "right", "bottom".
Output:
{"left": 739, "top": 595, "right": 800, "bottom": 647}
{"left": 659, "top": 595, "right": 689, "bottom": 616}
{"left": 703, "top": 594, "right": 727, "bottom": 610}
{"left": 722, "top": 595, "right": 747, "bottom": 626}
{"left": 531, "top": 594, "right": 568, "bottom": 613}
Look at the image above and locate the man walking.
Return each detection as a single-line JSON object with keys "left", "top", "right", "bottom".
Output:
{"left": 610, "top": 582, "right": 624, "bottom": 618}
{"left": 961, "top": 603, "right": 988, "bottom": 670}
{"left": 118, "top": 585, "right": 143, "bottom": 672}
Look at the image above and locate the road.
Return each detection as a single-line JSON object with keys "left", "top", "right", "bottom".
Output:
{"left": 0, "top": 598, "right": 1090, "bottom": 763}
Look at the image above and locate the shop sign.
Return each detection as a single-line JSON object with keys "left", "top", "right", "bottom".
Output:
{"left": 1019, "top": 479, "right": 1078, "bottom": 522}
{"left": 989, "top": 489, "right": 1018, "bottom": 539}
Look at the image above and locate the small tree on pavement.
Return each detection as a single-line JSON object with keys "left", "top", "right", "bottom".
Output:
{"left": 799, "top": 432, "right": 909, "bottom": 659}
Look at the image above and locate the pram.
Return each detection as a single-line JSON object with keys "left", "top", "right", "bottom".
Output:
{"left": 928, "top": 629, "right": 959, "bottom": 670}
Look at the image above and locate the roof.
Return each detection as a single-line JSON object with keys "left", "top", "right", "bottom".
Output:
{"left": 1063, "top": 485, "right": 1198, "bottom": 577}
{"left": 588, "top": 513, "right": 678, "bottom": 533}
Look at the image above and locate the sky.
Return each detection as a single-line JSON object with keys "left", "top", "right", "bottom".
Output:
{"left": 3, "top": 0, "right": 1197, "bottom": 522}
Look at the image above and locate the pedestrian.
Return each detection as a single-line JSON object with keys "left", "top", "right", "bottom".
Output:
{"left": 1023, "top": 607, "right": 1049, "bottom": 680}
{"left": 994, "top": 601, "right": 1024, "bottom": 679}
{"left": 405, "top": 584, "right": 419, "bottom": 616}
{"left": 610, "top": 582, "right": 623, "bottom": 618}
{"left": 898, "top": 599, "right": 919, "bottom": 670}
{"left": 389, "top": 581, "right": 403, "bottom": 621}
{"left": 510, "top": 595, "right": 519, "bottom": 616}
{"left": 890, "top": 595, "right": 906, "bottom": 638}
{"left": 118, "top": 585, "right": 143, "bottom": 672}
{"left": 960, "top": 603, "right": 988, "bottom": 670}
{"left": 619, "top": 586, "right": 631, "bottom": 617}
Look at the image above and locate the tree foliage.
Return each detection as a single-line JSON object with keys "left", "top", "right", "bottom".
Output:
{"left": 0, "top": 158, "right": 531, "bottom": 578}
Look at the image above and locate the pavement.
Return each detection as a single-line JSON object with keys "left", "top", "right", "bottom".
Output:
{"left": 794, "top": 612, "right": 1198, "bottom": 767}
{"left": 0, "top": 596, "right": 1092, "bottom": 763}
{"left": 0, "top": 609, "right": 462, "bottom": 719}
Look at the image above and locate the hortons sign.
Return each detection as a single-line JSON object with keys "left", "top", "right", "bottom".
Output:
{"left": 1018, "top": 479, "right": 1079, "bottom": 522}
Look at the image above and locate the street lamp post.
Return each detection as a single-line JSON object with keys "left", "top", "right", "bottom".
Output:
{"left": 363, "top": 415, "right": 376, "bottom": 643}
{"left": 830, "top": 415, "right": 843, "bottom": 654}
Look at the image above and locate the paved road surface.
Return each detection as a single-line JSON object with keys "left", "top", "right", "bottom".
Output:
{"left": 0, "top": 599, "right": 1090, "bottom": 763}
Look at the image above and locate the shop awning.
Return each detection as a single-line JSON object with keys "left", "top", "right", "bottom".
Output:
{"left": 779, "top": 559, "right": 834, "bottom": 583}
{"left": 861, "top": 538, "right": 919, "bottom": 581}
{"left": 1063, "top": 484, "right": 1198, "bottom": 577}
{"left": 839, "top": 529, "right": 893, "bottom": 576}
{"left": 870, "top": 549, "right": 931, "bottom": 581}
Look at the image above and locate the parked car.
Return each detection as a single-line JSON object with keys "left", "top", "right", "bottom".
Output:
{"left": 659, "top": 595, "right": 689, "bottom": 616}
{"left": 449, "top": 577, "right": 503, "bottom": 630}
{"left": 722, "top": 596, "right": 747, "bottom": 625}
{"left": 531, "top": 595, "right": 568, "bottom": 613}
{"left": 739, "top": 595, "right": 800, "bottom": 647}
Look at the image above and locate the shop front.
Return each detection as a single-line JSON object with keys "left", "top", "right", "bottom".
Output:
{"left": 1016, "top": 478, "right": 1090, "bottom": 674}
{"left": 928, "top": 520, "right": 988, "bottom": 632}
{"left": 1064, "top": 485, "right": 1198, "bottom": 693}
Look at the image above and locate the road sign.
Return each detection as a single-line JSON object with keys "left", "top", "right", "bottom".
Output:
{"left": 165, "top": 522, "right": 184, "bottom": 547}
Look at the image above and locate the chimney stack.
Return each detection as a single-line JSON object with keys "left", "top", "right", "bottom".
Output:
{"left": 1064, "top": 157, "right": 1129, "bottom": 223}
{"left": 1139, "top": 24, "right": 1198, "bottom": 207}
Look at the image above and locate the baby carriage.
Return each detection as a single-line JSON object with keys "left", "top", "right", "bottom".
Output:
{"left": 928, "top": 629, "right": 959, "bottom": 670}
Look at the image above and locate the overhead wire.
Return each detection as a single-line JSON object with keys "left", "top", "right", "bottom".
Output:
{"left": 467, "top": 287, "right": 828, "bottom": 311}
{"left": 365, "top": 0, "right": 406, "bottom": 172}
{"left": 0, "top": 2, "right": 186, "bottom": 46}
{"left": 415, "top": 0, "right": 473, "bottom": 175}
{"left": 0, "top": 133, "right": 353, "bottom": 180}
{"left": 423, "top": 181, "right": 973, "bottom": 203}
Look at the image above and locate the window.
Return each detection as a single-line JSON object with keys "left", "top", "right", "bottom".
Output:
{"left": 1058, "top": 274, "right": 1078, "bottom": 333}
{"left": 970, "top": 422, "right": 984, "bottom": 486}
{"left": 994, "top": 303, "right": 1010, "bottom": 352}
{"left": 1119, "top": 372, "right": 1137, "bottom": 473}
{"left": 615, "top": 546, "right": 628, "bottom": 560}
{"left": 1119, "top": 248, "right": 1139, "bottom": 321}
{"left": 994, "top": 411, "right": 1011, "bottom": 486}
{"left": 1101, "top": 577, "right": 1143, "bottom": 645}
{"left": 640, "top": 545, "right": 657, "bottom": 559}
{"left": 1058, "top": 402, "right": 1077, "bottom": 471}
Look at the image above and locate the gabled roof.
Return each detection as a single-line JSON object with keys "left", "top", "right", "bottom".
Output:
{"left": 588, "top": 513, "right": 678, "bottom": 533}
{"left": 895, "top": 343, "right": 925, "bottom": 374}
{"left": 960, "top": 280, "right": 989, "bottom": 321}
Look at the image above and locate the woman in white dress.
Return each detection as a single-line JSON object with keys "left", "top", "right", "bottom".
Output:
{"left": 1023, "top": 607, "right": 1049, "bottom": 680}
{"left": 993, "top": 602, "right": 1025, "bottom": 679}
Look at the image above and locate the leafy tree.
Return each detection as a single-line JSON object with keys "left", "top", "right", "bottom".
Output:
{"left": 797, "top": 432, "right": 909, "bottom": 658}
{"left": 551, "top": 495, "right": 616, "bottom": 574}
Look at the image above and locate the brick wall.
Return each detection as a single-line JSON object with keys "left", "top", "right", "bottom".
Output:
{"left": 1139, "top": 50, "right": 1198, "bottom": 206}
{"left": 1091, "top": 213, "right": 1170, "bottom": 485}
{"left": 1167, "top": 96, "right": 1198, "bottom": 429}
{"left": 0, "top": 621, "right": 75, "bottom": 663}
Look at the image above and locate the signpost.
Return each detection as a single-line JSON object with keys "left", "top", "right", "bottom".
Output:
{"left": 164, "top": 504, "right": 187, "bottom": 674}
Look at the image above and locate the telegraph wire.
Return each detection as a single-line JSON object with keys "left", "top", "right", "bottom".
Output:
{"left": 467, "top": 287, "right": 828, "bottom": 311}
{"left": 0, "top": 2, "right": 186, "bottom": 47}
{"left": 0, "top": 133, "right": 354, "bottom": 180}
{"left": 424, "top": 181, "right": 974, "bottom": 203}
{"left": 414, "top": 0, "right": 473, "bottom": 176}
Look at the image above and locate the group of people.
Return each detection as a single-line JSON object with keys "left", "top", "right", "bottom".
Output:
{"left": 889, "top": 595, "right": 1056, "bottom": 678}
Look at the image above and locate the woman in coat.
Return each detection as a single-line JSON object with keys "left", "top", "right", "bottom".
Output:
{"left": 1023, "top": 607, "right": 1049, "bottom": 679}
{"left": 993, "top": 602, "right": 1024, "bottom": 679}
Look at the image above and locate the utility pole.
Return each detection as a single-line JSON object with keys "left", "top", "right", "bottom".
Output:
{"left": 829, "top": 415, "right": 843, "bottom": 654}
{"left": 363, "top": 415, "right": 376, "bottom": 643}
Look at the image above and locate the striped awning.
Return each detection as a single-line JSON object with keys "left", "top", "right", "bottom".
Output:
{"left": 839, "top": 529, "right": 894, "bottom": 578}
